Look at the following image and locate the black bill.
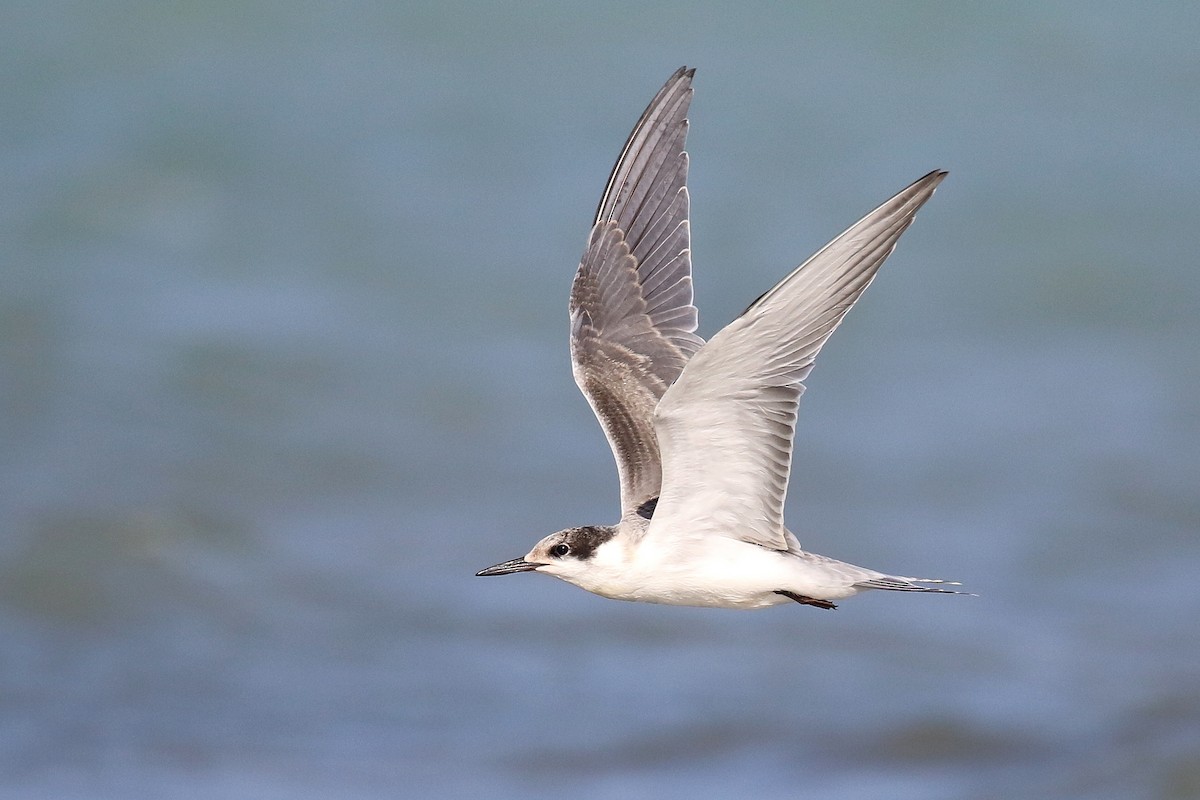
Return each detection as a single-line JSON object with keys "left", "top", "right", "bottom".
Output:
{"left": 475, "top": 558, "right": 540, "bottom": 577}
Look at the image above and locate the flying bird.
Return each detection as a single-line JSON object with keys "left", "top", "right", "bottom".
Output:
{"left": 477, "top": 67, "right": 962, "bottom": 610}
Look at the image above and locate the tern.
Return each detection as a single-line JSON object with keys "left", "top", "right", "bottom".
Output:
{"left": 477, "top": 67, "right": 963, "bottom": 610}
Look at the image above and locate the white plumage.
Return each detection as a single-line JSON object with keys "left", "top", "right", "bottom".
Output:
{"left": 477, "top": 67, "right": 964, "bottom": 610}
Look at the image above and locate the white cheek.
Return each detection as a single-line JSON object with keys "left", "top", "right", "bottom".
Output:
{"left": 577, "top": 547, "right": 628, "bottom": 586}
{"left": 535, "top": 558, "right": 587, "bottom": 583}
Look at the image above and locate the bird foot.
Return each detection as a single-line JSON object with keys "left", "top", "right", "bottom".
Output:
{"left": 775, "top": 590, "right": 837, "bottom": 610}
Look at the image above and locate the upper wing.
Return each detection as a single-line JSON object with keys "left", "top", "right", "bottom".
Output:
{"left": 569, "top": 67, "right": 705, "bottom": 519}
{"left": 648, "top": 171, "right": 947, "bottom": 550}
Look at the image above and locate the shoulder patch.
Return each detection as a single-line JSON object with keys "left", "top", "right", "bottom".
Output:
{"left": 636, "top": 497, "right": 658, "bottom": 519}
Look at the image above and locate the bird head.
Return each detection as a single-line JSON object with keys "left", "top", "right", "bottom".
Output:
{"left": 475, "top": 525, "right": 618, "bottom": 584}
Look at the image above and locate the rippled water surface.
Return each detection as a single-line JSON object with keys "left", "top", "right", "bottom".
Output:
{"left": 3, "top": 3, "right": 1200, "bottom": 798}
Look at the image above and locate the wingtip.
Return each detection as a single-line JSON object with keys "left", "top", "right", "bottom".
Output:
{"left": 921, "top": 169, "right": 949, "bottom": 187}
{"left": 667, "top": 66, "right": 696, "bottom": 87}
{"left": 895, "top": 169, "right": 948, "bottom": 207}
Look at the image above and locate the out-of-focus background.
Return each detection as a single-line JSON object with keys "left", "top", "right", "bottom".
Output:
{"left": 4, "top": 2, "right": 1199, "bottom": 798}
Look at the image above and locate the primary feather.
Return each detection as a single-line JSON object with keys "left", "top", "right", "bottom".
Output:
{"left": 649, "top": 171, "right": 947, "bottom": 553}
{"left": 569, "top": 66, "right": 704, "bottom": 521}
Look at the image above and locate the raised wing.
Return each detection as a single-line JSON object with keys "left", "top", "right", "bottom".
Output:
{"left": 649, "top": 171, "right": 947, "bottom": 550}
{"left": 570, "top": 67, "right": 705, "bottom": 519}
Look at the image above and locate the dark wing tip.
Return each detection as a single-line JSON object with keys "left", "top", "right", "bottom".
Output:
{"left": 593, "top": 68, "right": 696, "bottom": 226}
{"left": 900, "top": 168, "right": 949, "bottom": 208}
{"left": 919, "top": 169, "right": 949, "bottom": 186}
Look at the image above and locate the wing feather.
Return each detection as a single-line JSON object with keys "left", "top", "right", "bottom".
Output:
{"left": 649, "top": 171, "right": 947, "bottom": 550}
{"left": 570, "top": 67, "right": 705, "bottom": 519}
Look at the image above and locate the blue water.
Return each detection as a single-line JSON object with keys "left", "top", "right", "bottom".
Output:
{"left": 3, "top": 2, "right": 1199, "bottom": 798}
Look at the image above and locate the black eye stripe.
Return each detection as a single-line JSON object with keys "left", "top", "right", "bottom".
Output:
{"left": 558, "top": 526, "right": 617, "bottom": 561}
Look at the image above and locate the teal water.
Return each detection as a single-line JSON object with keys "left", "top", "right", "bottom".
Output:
{"left": 3, "top": 3, "right": 1199, "bottom": 798}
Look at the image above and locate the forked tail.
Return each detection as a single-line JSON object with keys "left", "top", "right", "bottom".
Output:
{"left": 856, "top": 576, "right": 972, "bottom": 595}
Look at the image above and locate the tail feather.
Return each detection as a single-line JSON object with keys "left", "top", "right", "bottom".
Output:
{"left": 856, "top": 576, "right": 972, "bottom": 595}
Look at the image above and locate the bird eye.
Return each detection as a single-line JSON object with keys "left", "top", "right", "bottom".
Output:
{"left": 550, "top": 543, "right": 570, "bottom": 557}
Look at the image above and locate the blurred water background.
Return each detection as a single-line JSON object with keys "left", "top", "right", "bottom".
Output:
{"left": 3, "top": 2, "right": 1199, "bottom": 798}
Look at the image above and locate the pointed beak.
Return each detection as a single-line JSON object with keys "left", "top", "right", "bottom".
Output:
{"left": 475, "top": 557, "right": 541, "bottom": 577}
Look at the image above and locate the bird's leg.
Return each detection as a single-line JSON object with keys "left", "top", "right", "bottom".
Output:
{"left": 775, "top": 590, "right": 837, "bottom": 610}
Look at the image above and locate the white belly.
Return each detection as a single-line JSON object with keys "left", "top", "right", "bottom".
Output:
{"left": 573, "top": 537, "right": 806, "bottom": 609}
